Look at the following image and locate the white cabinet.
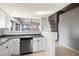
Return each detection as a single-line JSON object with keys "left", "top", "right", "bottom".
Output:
{"left": 33, "top": 38, "right": 38, "bottom": 52}
{"left": 38, "top": 37, "right": 45, "bottom": 51}
{"left": 11, "top": 39, "right": 20, "bottom": 56}
{"left": 0, "top": 38, "right": 20, "bottom": 56}
{"left": 0, "top": 38, "right": 12, "bottom": 56}
{"left": 33, "top": 37, "right": 45, "bottom": 52}
{"left": 0, "top": 37, "right": 45, "bottom": 55}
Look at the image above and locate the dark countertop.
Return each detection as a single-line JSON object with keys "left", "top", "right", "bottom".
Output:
{"left": 0, "top": 34, "right": 44, "bottom": 46}
{"left": 0, "top": 34, "right": 43, "bottom": 39}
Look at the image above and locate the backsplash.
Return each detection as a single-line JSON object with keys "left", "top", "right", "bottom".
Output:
{"left": 10, "top": 17, "right": 40, "bottom": 33}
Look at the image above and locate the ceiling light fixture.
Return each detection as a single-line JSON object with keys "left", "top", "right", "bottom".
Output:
{"left": 35, "top": 11, "right": 52, "bottom": 16}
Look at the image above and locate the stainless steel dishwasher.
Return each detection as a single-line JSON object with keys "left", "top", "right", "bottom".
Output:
{"left": 20, "top": 37, "right": 33, "bottom": 55}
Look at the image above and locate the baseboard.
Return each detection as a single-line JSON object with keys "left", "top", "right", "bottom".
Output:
{"left": 59, "top": 42, "right": 79, "bottom": 53}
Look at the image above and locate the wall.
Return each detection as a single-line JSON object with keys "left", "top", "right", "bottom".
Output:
{"left": 0, "top": 9, "right": 10, "bottom": 35}
{"left": 0, "top": 9, "right": 12, "bottom": 36}
{"left": 0, "top": 9, "right": 6, "bottom": 28}
{"left": 59, "top": 7, "right": 79, "bottom": 51}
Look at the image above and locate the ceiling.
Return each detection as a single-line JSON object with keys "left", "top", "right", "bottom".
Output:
{"left": 0, "top": 3, "right": 70, "bottom": 19}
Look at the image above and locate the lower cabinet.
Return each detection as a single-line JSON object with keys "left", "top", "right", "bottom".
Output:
{"left": 33, "top": 37, "right": 45, "bottom": 52}
{"left": 0, "top": 38, "right": 20, "bottom": 56}
{"left": 0, "top": 37, "right": 45, "bottom": 55}
{"left": 32, "top": 38, "right": 38, "bottom": 52}
{"left": 38, "top": 37, "right": 45, "bottom": 51}
{"left": 11, "top": 39, "right": 20, "bottom": 56}
{"left": 0, "top": 40, "right": 11, "bottom": 56}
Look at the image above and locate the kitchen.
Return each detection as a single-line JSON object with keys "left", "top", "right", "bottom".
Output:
{"left": 0, "top": 9, "right": 46, "bottom": 56}
{"left": 0, "top": 3, "right": 69, "bottom": 56}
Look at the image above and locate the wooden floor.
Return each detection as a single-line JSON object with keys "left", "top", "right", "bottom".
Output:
{"left": 55, "top": 41, "right": 79, "bottom": 56}
{"left": 23, "top": 50, "right": 47, "bottom": 56}
{"left": 23, "top": 41, "right": 79, "bottom": 56}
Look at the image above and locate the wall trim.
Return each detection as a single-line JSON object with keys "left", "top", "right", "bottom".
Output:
{"left": 59, "top": 42, "right": 79, "bottom": 54}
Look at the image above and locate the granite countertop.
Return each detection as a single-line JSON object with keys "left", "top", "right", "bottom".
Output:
{"left": 0, "top": 34, "right": 43, "bottom": 39}
{"left": 0, "top": 33, "right": 43, "bottom": 46}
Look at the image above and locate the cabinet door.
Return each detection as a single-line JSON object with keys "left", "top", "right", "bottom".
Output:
{"left": 0, "top": 38, "right": 12, "bottom": 56}
{"left": 33, "top": 37, "right": 45, "bottom": 52}
{"left": 0, "top": 46, "right": 10, "bottom": 56}
{"left": 11, "top": 39, "right": 20, "bottom": 56}
{"left": 38, "top": 37, "right": 45, "bottom": 51}
{"left": 33, "top": 38, "right": 38, "bottom": 52}
{"left": 0, "top": 38, "right": 20, "bottom": 56}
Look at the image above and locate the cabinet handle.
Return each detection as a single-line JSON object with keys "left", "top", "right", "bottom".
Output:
{"left": 6, "top": 46, "right": 8, "bottom": 48}
{"left": 37, "top": 40, "right": 39, "bottom": 42}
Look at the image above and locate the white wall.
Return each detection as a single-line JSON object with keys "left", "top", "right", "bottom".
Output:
{"left": 0, "top": 10, "right": 13, "bottom": 36}
{"left": 0, "top": 9, "right": 6, "bottom": 28}
{"left": 41, "top": 17, "right": 57, "bottom": 56}
{"left": 59, "top": 7, "right": 79, "bottom": 51}
{"left": 0, "top": 9, "right": 11, "bottom": 35}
